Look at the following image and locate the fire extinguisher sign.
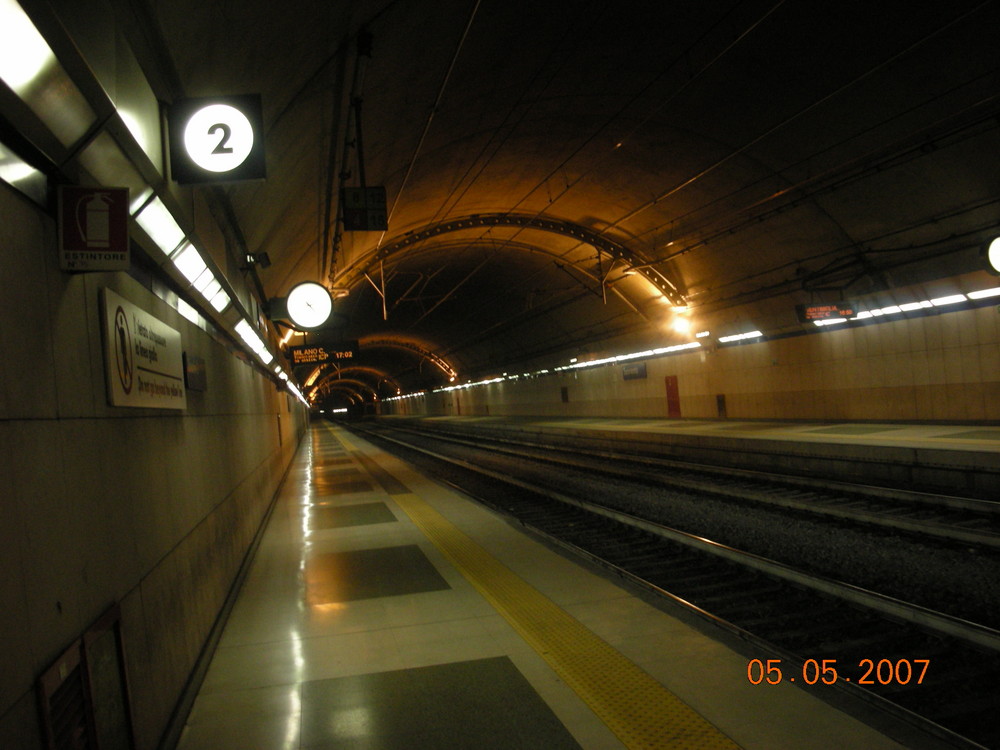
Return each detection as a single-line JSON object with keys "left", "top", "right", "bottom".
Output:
{"left": 58, "top": 186, "right": 130, "bottom": 271}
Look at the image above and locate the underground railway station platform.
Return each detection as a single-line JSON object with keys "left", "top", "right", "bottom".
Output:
{"left": 379, "top": 415, "right": 1000, "bottom": 499}
{"left": 174, "top": 422, "right": 921, "bottom": 750}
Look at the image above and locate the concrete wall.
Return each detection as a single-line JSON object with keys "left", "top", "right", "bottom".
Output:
{"left": 387, "top": 303, "right": 1000, "bottom": 422}
{"left": 0, "top": 183, "right": 307, "bottom": 749}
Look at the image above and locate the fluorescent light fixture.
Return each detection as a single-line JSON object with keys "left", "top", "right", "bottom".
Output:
{"left": 0, "top": 0, "right": 91, "bottom": 147}
{"left": 553, "top": 342, "right": 700, "bottom": 371}
{"left": 899, "top": 301, "right": 932, "bottom": 312}
{"left": 192, "top": 268, "right": 215, "bottom": 293}
{"left": 718, "top": 330, "right": 762, "bottom": 343}
{"left": 0, "top": 141, "right": 45, "bottom": 203}
{"left": 172, "top": 243, "right": 207, "bottom": 283}
{"left": 695, "top": 331, "right": 710, "bottom": 338}
{"left": 286, "top": 381, "right": 308, "bottom": 405}
{"left": 652, "top": 342, "right": 701, "bottom": 355}
{"left": 968, "top": 287, "right": 1000, "bottom": 300}
{"left": 130, "top": 188, "right": 154, "bottom": 215}
{"left": 235, "top": 319, "right": 274, "bottom": 365}
{"left": 930, "top": 294, "right": 966, "bottom": 307}
{"left": 209, "top": 288, "right": 230, "bottom": 312}
{"left": 135, "top": 197, "right": 185, "bottom": 255}
{"left": 814, "top": 318, "right": 847, "bottom": 326}
{"left": 0, "top": 146, "right": 38, "bottom": 184}
{"left": 0, "top": 0, "right": 56, "bottom": 92}
{"left": 117, "top": 108, "right": 157, "bottom": 163}
{"left": 176, "top": 297, "right": 200, "bottom": 325}
{"left": 200, "top": 277, "right": 222, "bottom": 300}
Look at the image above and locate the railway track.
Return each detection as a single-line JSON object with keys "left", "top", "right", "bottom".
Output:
{"left": 384, "top": 421, "right": 1000, "bottom": 551}
{"left": 346, "top": 420, "right": 1000, "bottom": 750}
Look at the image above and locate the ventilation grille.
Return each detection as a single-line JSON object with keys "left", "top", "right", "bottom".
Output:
{"left": 37, "top": 605, "right": 135, "bottom": 750}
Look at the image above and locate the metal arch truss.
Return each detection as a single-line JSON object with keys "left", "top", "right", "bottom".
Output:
{"left": 333, "top": 213, "right": 686, "bottom": 306}
{"left": 359, "top": 337, "right": 458, "bottom": 381}
{"left": 312, "top": 385, "right": 361, "bottom": 405}
{"left": 306, "top": 364, "right": 402, "bottom": 396}
{"left": 309, "top": 376, "right": 376, "bottom": 404}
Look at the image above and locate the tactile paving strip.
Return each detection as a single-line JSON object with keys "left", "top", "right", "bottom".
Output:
{"left": 390, "top": 490, "right": 741, "bottom": 750}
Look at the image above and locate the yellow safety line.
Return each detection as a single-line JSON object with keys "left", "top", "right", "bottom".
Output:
{"left": 330, "top": 423, "right": 739, "bottom": 747}
{"left": 393, "top": 491, "right": 741, "bottom": 749}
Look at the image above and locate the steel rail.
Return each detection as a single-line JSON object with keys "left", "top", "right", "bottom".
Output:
{"left": 388, "top": 423, "right": 1000, "bottom": 549}
{"left": 360, "top": 424, "right": 1000, "bottom": 654}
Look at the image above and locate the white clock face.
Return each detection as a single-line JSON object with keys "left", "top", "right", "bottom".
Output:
{"left": 286, "top": 282, "right": 333, "bottom": 329}
{"left": 989, "top": 237, "right": 1000, "bottom": 274}
{"left": 183, "top": 104, "right": 255, "bottom": 173}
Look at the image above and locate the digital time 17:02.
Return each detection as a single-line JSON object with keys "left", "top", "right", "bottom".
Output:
{"left": 747, "top": 658, "right": 930, "bottom": 686}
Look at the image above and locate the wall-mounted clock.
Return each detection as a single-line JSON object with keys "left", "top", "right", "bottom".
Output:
{"left": 285, "top": 281, "right": 333, "bottom": 330}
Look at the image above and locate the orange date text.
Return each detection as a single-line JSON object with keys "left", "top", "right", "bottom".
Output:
{"left": 747, "top": 658, "right": 930, "bottom": 686}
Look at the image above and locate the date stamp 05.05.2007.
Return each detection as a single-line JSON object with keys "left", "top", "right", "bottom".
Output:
{"left": 747, "top": 658, "right": 930, "bottom": 686}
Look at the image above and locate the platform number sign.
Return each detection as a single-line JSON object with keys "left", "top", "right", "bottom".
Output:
{"left": 169, "top": 95, "right": 266, "bottom": 184}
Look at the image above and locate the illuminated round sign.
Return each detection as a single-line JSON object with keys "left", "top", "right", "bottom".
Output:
{"left": 183, "top": 104, "right": 255, "bottom": 172}
{"left": 286, "top": 281, "right": 333, "bottom": 329}
{"left": 168, "top": 95, "right": 266, "bottom": 184}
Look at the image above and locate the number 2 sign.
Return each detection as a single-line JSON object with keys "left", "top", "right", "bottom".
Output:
{"left": 168, "top": 95, "right": 266, "bottom": 184}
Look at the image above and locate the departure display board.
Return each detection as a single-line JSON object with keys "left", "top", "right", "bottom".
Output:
{"left": 795, "top": 301, "right": 858, "bottom": 322}
{"left": 289, "top": 342, "right": 358, "bottom": 365}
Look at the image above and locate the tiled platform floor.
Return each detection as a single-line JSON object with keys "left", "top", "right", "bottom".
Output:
{"left": 175, "top": 423, "right": 913, "bottom": 749}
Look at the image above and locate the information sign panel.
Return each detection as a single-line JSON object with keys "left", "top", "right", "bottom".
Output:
{"left": 102, "top": 288, "right": 186, "bottom": 409}
{"left": 289, "top": 342, "right": 358, "bottom": 366}
{"left": 795, "top": 301, "right": 858, "bottom": 322}
{"left": 58, "top": 186, "right": 130, "bottom": 271}
{"left": 341, "top": 186, "right": 388, "bottom": 230}
{"left": 622, "top": 363, "right": 647, "bottom": 380}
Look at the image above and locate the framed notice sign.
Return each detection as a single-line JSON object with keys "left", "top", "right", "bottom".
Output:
{"left": 58, "top": 186, "right": 130, "bottom": 271}
{"left": 102, "top": 288, "right": 186, "bottom": 409}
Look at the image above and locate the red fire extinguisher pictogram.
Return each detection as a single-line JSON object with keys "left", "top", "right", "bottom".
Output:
{"left": 77, "top": 192, "right": 112, "bottom": 248}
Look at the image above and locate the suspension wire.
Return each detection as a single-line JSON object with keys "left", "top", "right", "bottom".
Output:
{"left": 388, "top": 2, "right": 598, "bottom": 328}
{"left": 382, "top": 0, "right": 778, "bottom": 332}
{"left": 388, "top": 0, "right": 780, "bottom": 313}
{"left": 352, "top": 0, "right": 763, "bottom": 340}
{"left": 377, "top": 0, "right": 482, "bottom": 245}
{"left": 605, "top": 0, "right": 994, "bottom": 237}
{"left": 427, "top": 0, "right": 606, "bottom": 226}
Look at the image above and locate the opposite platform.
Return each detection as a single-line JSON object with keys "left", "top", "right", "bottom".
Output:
{"left": 175, "top": 423, "right": 911, "bottom": 749}
{"left": 382, "top": 415, "right": 1000, "bottom": 498}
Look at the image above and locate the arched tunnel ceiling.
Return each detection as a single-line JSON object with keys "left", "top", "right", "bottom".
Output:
{"left": 118, "top": 0, "right": 1000, "bottom": 402}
